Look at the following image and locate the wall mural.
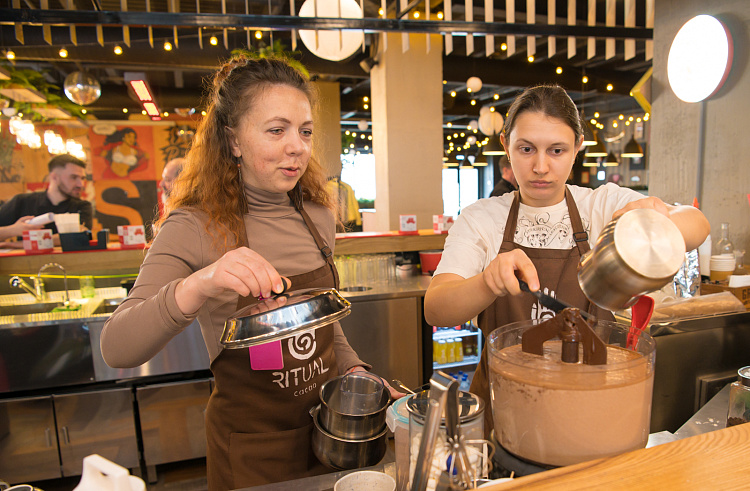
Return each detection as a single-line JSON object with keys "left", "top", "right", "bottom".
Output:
{"left": 0, "top": 121, "right": 195, "bottom": 241}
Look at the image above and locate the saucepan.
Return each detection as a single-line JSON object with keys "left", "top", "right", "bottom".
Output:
{"left": 220, "top": 287, "right": 352, "bottom": 348}
{"left": 578, "top": 208, "right": 686, "bottom": 311}
{"left": 319, "top": 372, "right": 391, "bottom": 439}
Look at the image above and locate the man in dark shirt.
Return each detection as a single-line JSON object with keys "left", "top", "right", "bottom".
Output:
{"left": 0, "top": 154, "right": 93, "bottom": 237}
{"left": 489, "top": 155, "right": 518, "bottom": 197}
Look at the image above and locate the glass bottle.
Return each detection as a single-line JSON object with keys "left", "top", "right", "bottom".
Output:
{"left": 715, "top": 222, "right": 734, "bottom": 256}
{"left": 726, "top": 366, "right": 750, "bottom": 427}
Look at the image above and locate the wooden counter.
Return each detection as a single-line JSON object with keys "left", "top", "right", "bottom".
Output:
{"left": 0, "top": 230, "right": 447, "bottom": 277}
{"left": 483, "top": 422, "right": 749, "bottom": 490}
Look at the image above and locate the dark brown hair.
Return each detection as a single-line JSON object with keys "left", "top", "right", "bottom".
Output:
{"left": 503, "top": 85, "right": 583, "bottom": 142}
{"left": 159, "top": 55, "right": 333, "bottom": 250}
{"left": 48, "top": 154, "right": 85, "bottom": 171}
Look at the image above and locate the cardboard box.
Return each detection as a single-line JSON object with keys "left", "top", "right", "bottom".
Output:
{"left": 117, "top": 225, "right": 147, "bottom": 249}
{"left": 701, "top": 283, "right": 750, "bottom": 308}
{"left": 22, "top": 229, "right": 53, "bottom": 254}
{"left": 432, "top": 215, "right": 454, "bottom": 234}
{"left": 399, "top": 214, "right": 418, "bottom": 234}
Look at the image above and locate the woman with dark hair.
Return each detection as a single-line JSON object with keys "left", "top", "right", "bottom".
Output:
{"left": 424, "top": 84, "right": 709, "bottom": 435}
{"left": 101, "top": 56, "right": 394, "bottom": 489}
{"left": 100, "top": 127, "right": 148, "bottom": 176}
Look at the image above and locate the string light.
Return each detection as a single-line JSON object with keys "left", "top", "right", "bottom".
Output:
{"left": 255, "top": 31, "right": 263, "bottom": 39}
{"left": 450, "top": 91, "right": 456, "bottom": 97}
{"left": 59, "top": 48, "right": 68, "bottom": 58}
{"left": 114, "top": 45, "right": 123, "bottom": 55}
{"left": 582, "top": 76, "right": 589, "bottom": 84}
{"left": 556, "top": 67, "right": 563, "bottom": 74}
{"left": 6, "top": 50, "right": 15, "bottom": 60}
{"left": 122, "top": 108, "right": 128, "bottom": 113}
{"left": 527, "top": 55, "right": 534, "bottom": 63}
{"left": 163, "top": 41, "right": 173, "bottom": 51}
{"left": 437, "top": 11, "right": 443, "bottom": 19}
{"left": 209, "top": 36, "right": 218, "bottom": 46}
{"left": 606, "top": 84, "right": 614, "bottom": 91}
{"left": 413, "top": 11, "right": 419, "bottom": 18}
{"left": 500, "top": 43, "right": 507, "bottom": 51}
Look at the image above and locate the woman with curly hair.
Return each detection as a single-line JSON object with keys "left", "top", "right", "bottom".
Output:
{"left": 101, "top": 55, "right": 390, "bottom": 489}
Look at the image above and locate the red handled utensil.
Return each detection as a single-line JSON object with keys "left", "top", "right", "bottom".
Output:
{"left": 627, "top": 295, "right": 654, "bottom": 350}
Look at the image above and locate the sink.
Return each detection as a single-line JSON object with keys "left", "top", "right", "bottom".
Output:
{"left": 0, "top": 302, "right": 64, "bottom": 316}
{"left": 93, "top": 297, "right": 126, "bottom": 314}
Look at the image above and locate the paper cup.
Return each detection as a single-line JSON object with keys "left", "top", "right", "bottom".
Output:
{"left": 334, "top": 471, "right": 395, "bottom": 491}
{"left": 54, "top": 213, "right": 80, "bottom": 233}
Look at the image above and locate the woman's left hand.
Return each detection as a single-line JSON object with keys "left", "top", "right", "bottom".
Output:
{"left": 346, "top": 366, "right": 407, "bottom": 400}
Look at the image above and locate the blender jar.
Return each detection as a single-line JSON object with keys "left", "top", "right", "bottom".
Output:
{"left": 488, "top": 318, "right": 656, "bottom": 467}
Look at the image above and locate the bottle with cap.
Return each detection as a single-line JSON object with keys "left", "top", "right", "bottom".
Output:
{"left": 714, "top": 222, "right": 734, "bottom": 256}
{"left": 726, "top": 366, "right": 750, "bottom": 427}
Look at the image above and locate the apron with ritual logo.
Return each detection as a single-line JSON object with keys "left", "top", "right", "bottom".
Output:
{"left": 470, "top": 188, "right": 613, "bottom": 438}
{"left": 205, "top": 193, "right": 340, "bottom": 490}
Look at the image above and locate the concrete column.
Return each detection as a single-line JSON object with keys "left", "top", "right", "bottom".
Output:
{"left": 650, "top": 0, "right": 750, "bottom": 251}
{"left": 314, "top": 80, "right": 342, "bottom": 178}
{"left": 369, "top": 32, "right": 444, "bottom": 231}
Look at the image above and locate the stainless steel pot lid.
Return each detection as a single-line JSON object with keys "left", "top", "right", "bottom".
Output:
{"left": 406, "top": 389, "right": 484, "bottom": 424}
{"left": 220, "top": 287, "right": 351, "bottom": 349}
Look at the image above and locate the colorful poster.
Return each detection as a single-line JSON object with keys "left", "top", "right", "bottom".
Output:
{"left": 90, "top": 124, "right": 155, "bottom": 181}
{"left": 94, "top": 180, "right": 158, "bottom": 241}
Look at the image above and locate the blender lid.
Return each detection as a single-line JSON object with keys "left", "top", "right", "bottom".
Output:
{"left": 406, "top": 389, "right": 484, "bottom": 424}
{"left": 220, "top": 287, "right": 351, "bottom": 348}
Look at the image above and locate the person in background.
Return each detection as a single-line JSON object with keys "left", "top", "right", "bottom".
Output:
{"left": 326, "top": 174, "right": 362, "bottom": 232}
{"left": 159, "top": 157, "right": 185, "bottom": 207}
{"left": 0, "top": 215, "right": 43, "bottom": 242}
{"left": 0, "top": 154, "right": 93, "bottom": 241}
{"left": 489, "top": 155, "right": 518, "bottom": 197}
{"left": 424, "top": 84, "right": 710, "bottom": 436}
{"left": 101, "top": 55, "right": 401, "bottom": 490}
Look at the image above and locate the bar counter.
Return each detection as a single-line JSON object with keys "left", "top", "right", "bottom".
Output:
{"left": 0, "top": 229, "right": 447, "bottom": 279}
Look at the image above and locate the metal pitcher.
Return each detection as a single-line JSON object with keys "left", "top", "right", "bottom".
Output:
{"left": 578, "top": 208, "right": 686, "bottom": 311}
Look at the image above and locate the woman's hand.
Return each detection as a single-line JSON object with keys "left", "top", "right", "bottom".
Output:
{"left": 176, "top": 246, "right": 289, "bottom": 314}
{"left": 612, "top": 196, "right": 669, "bottom": 220}
{"left": 482, "top": 248, "right": 540, "bottom": 296}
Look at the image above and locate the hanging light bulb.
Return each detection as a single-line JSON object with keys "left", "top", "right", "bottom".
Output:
{"left": 114, "top": 45, "right": 123, "bottom": 55}
{"left": 209, "top": 36, "right": 218, "bottom": 46}
{"left": 621, "top": 135, "right": 644, "bottom": 158}
{"left": 466, "top": 76, "right": 482, "bottom": 93}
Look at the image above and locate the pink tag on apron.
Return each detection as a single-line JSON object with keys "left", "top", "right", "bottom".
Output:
{"left": 249, "top": 340, "right": 284, "bottom": 370}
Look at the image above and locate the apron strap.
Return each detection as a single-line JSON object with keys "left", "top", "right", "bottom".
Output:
{"left": 500, "top": 190, "right": 522, "bottom": 250}
{"left": 563, "top": 186, "right": 591, "bottom": 256}
{"left": 288, "top": 183, "right": 340, "bottom": 289}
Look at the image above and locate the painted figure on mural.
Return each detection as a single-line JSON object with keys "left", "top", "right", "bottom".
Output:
{"left": 100, "top": 128, "right": 149, "bottom": 177}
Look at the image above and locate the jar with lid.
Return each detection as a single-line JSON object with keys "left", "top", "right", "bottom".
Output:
{"left": 727, "top": 366, "right": 750, "bottom": 427}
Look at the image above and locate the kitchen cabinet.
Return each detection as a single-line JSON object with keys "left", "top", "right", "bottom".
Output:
{"left": 0, "top": 396, "right": 60, "bottom": 483}
{"left": 54, "top": 388, "right": 139, "bottom": 476}
{"left": 0, "top": 388, "right": 138, "bottom": 483}
{"left": 136, "top": 379, "right": 211, "bottom": 468}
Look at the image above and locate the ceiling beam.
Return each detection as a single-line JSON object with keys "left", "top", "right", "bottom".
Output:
{"left": 1, "top": 8, "right": 652, "bottom": 39}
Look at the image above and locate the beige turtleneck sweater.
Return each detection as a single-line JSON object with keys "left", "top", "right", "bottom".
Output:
{"left": 101, "top": 184, "right": 365, "bottom": 372}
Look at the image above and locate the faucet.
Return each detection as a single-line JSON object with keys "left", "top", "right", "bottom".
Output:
{"left": 37, "top": 262, "right": 70, "bottom": 306}
{"left": 9, "top": 276, "right": 46, "bottom": 302}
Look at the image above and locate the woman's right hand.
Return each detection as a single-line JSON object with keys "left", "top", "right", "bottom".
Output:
{"left": 176, "top": 247, "right": 289, "bottom": 313}
{"left": 482, "top": 248, "right": 539, "bottom": 297}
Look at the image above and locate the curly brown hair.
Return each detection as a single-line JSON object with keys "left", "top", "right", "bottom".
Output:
{"left": 157, "top": 55, "right": 334, "bottom": 250}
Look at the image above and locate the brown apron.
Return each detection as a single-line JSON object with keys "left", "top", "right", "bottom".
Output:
{"left": 205, "top": 197, "right": 340, "bottom": 490}
{"left": 470, "top": 188, "right": 613, "bottom": 437}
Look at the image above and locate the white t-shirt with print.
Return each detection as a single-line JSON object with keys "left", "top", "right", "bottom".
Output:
{"left": 434, "top": 183, "right": 646, "bottom": 280}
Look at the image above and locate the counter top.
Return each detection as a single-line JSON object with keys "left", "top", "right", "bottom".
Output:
{"left": 481, "top": 421, "right": 749, "bottom": 490}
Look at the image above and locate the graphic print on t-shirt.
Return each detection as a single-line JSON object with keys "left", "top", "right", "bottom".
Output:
{"left": 510, "top": 208, "right": 591, "bottom": 249}
{"left": 530, "top": 287, "right": 558, "bottom": 321}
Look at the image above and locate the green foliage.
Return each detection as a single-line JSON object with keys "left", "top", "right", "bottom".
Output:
{"left": 358, "top": 199, "right": 374, "bottom": 209}
{"left": 0, "top": 63, "right": 86, "bottom": 121}
{"left": 230, "top": 41, "right": 310, "bottom": 78}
